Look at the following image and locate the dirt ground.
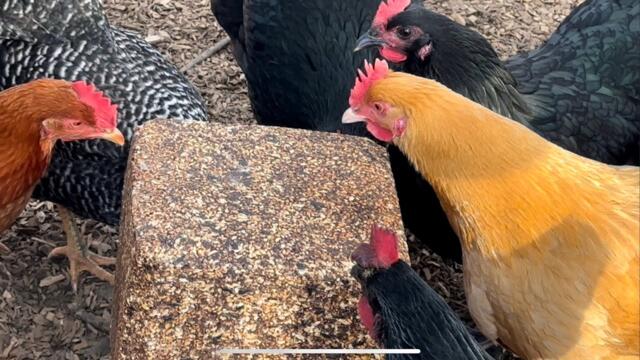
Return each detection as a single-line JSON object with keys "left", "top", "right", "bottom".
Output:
{"left": 0, "top": 0, "right": 581, "bottom": 358}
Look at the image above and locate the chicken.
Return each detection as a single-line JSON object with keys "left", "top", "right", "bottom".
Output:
{"left": 0, "top": 79, "right": 125, "bottom": 284}
{"left": 351, "top": 225, "right": 491, "bottom": 360}
{"left": 1, "top": 0, "right": 207, "bottom": 288}
{"left": 212, "top": 0, "right": 397, "bottom": 135}
{"left": 358, "top": 0, "right": 640, "bottom": 164}
{"left": 354, "top": 0, "right": 640, "bottom": 261}
{"left": 342, "top": 59, "right": 639, "bottom": 359}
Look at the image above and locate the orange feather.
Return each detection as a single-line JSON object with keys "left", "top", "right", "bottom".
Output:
{"left": 0, "top": 79, "right": 97, "bottom": 232}
{"left": 367, "top": 72, "right": 639, "bottom": 359}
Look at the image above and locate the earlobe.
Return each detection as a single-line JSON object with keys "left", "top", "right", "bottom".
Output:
{"left": 393, "top": 117, "right": 407, "bottom": 137}
{"left": 40, "top": 119, "right": 55, "bottom": 139}
{"left": 40, "top": 127, "right": 51, "bottom": 142}
{"left": 417, "top": 43, "right": 432, "bottom": 60}
{"left": 39, "top": 125, "right": 56, "bottom": 155}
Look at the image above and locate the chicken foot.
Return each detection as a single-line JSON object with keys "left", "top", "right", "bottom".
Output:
{"left": 48, "top": 206, "right": 115, "bottom": 291}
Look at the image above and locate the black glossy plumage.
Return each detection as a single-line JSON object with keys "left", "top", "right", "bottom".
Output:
{"left": 356, "top": 261, "right": 492, "bottom": 360}
{"left": 393, "top": 0, "right": 639, "bottom": 164}
{"left": 381, "top": 0, "right": 640, "bottom": 261}
{"left": 212, "top": 0, "right": 387, "bottom": 135}
{"left": 506, "top": 0, "right": 640, "bottom": 164}
{"left": 0, "top": 0, "right": 208, "bottom": 225}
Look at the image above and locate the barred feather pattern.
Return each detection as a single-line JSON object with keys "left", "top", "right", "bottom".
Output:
{"left": 0, "top": 0, "right": 208, "bottom": 224}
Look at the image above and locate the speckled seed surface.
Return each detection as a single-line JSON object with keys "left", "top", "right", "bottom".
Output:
{"left": 111, "top": 120, "right": 408, "bottom": 359}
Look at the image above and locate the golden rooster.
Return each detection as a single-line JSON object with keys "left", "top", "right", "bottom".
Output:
{"left": 342, "top": 59, "right": 640, "bottom": 359}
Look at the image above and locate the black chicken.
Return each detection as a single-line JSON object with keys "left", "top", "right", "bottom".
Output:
{"left": 357, "top": 0, "right": 640, "bottom": 164}
{"left": 211, "top": 0, "right": 410, "bottom": 135}
{"left": 0, "top": 0, "right": 207, "bottom": 289}
{"left": 354, "top": 0, "right": 640, "bottom": 260}
{"left": 351, "top": 226, "right": 492, "bottom": 360}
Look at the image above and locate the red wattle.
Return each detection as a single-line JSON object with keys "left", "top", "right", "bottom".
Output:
{"left": 381, "top": 46, "right": 407, "bottom": 63}
{"left": 358, "top": 296, "right": 376, "bottom": 336}
{"left": 366, "top": 121, "right": 394, "bottom": 142}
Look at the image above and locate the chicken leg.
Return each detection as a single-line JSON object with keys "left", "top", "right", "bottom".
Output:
{"left": 48, "top": 206, "right": 115, "bottom": 291}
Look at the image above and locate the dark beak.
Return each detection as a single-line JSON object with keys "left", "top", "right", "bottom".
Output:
{"left": 351, "top": 264, "right": 367, "bottom": 285}
{"left": 354, "top": 30, "right": 386, "bottom": 52}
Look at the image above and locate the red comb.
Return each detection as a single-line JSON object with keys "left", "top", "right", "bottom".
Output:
{"left": 373, "top": 0, "right": 411, "bottom": 28}
{"left": 71, "top": 81, "right": 118, "bottom": 129}
{"left": 349, "top": 59, "right": 390, "bottom": 109}
{"left": 351, "top": 224, "right": 399, "bottom": 269}
{"left": 370, "top": 225, "right": 399, "bottom": 268}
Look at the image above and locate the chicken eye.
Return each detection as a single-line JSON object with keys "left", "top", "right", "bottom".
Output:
{"left": 71, "top": 120, "right": 82, "bottom": 127}
{"left": 396, "top": 26, "right": 412, "bottom": 39}
{"left": 373, "top": 103, "right": 384, "bottom": 113}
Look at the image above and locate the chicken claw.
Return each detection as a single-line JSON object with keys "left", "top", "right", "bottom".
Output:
{"left": 49, "top": 206, "right": 115, "bottom": 291}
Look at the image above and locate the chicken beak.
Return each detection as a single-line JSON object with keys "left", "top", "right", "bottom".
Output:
{"left": 342, "top": 108, "right": 367, "bottom": 124}
{"left": 354, "top": 30, "right": 386, "bottom": 52}
{"left": 100, "top": 128, "right": 125, "bottom": 145}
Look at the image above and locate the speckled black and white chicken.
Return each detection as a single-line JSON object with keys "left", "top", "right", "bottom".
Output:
{"left": 0, "top": 0, "right": 208, "bottom": 289}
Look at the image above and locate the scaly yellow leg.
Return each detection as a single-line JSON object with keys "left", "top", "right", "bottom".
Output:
{"left": 48, "top": 206, "right": 115, "bottom": 291}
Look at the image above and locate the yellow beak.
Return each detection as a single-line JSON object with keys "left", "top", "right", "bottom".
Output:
{"left": 100, "top": 128, "right": 126, "bottom": 146}
{"left": 342, "top": 108, "right": 367, "bottom": 124}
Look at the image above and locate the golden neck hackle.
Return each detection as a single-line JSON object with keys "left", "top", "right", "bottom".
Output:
{"left": 374, "top": 75, "right": 637, "bottom": 255}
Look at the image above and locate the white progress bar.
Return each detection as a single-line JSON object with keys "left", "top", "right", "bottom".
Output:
{"left": 216, "top": 349, "right": 420, "bottom": 355}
